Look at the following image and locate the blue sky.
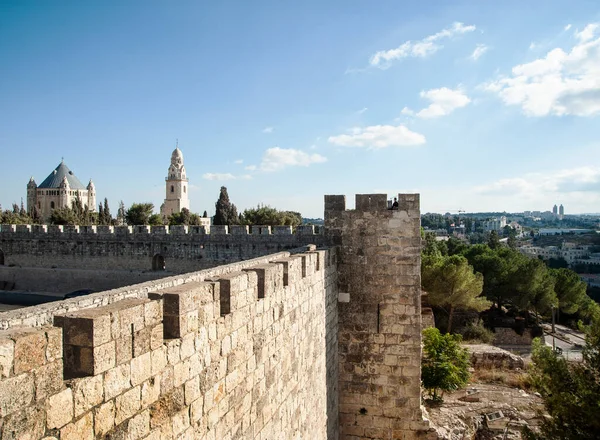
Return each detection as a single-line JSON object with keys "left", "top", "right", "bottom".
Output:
{"left": 1, "top": 0, "right": 600, "bottom": 218}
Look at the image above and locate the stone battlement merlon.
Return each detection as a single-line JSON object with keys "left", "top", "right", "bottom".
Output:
{"left": 0, "top": 224, "right": 322, "bottom": 237}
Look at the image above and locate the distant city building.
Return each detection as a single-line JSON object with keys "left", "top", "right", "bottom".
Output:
{"left": 580, "top": 274, "right": 600, "bottom": 287}
{"left": 26, "top": 160, "right": 96, "bottom": 221}
{"left": 482, "top": 216, "right": 507, "bottom": 231}
{"left": 537, "top": 228, "right": 594, "bottom": 236}
{"left": 519, "top": 242, "right": 593, "bottom": 264}
{"left": 160, "top": 146, "right": 190, "bottom": 220}
{"left": 552, "top": 204, "right": 558, "bottom": 216}
{"left": 559, "top": 204, "right": 564, "bottom": 220}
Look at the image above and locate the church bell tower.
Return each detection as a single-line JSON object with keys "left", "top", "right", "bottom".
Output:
{"left": 160, "top": 144, "right": 190, "bottom": 220}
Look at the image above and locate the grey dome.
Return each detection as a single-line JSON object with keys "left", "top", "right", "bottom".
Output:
{"left": 38, "top": 161, "right": 86, "bottom": 190}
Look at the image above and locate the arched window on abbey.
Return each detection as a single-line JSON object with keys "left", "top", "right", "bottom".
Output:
{"left": 0, "top": 249, "right": 4, "bottom": 266}
{"left": 50, "top": 201, "right": 55, "bottom": 209}
{"left": 170, "top": 185, "right": 174, "bottom": 193}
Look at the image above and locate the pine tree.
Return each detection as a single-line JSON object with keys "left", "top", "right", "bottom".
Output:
{"left": 422, "top": 254, "right": 491, "bottom": 333}
{"left": 213, "top": 186, "right": 240, "bottom": 225}
{"left": 202, "top": 210, "right": 208, "bottom": 218}
{"left": 103, "top": 198, "right": 111, "bottom": 225}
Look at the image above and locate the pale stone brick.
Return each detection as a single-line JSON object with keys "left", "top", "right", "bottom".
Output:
{"left": 127, "top": 409, "right": 150, "bottom": 439}
{"left": 150, "top": 324, "right": 163, "bottom": 350}
{"left": 0, "top": 404, "right": 45, "bottom": 440}
{"left": 34, "top": 359, "right": 64, "bottom": 401}
{"left": 46, "top": 388, "right": 73, "bottom": 429}
{"left": 141, "top": 376, "right": 161, "bottom": 408}
{"left": 45, "top": 327, "right": 63, "bottom": 362}
{"left": 104, "top": 363, "right": 131, "bottom": 400}
{"left": 0, "top": 373, "right": 34, "bottom": 417}
{"left": 172, "top": 408, "right": 190, "bottom": 436}
{"left": 151, "top": 346, "right": 167, "bottom": 376}
{"left": 94, "top": 400, "right": 115, "bottom": 437}
{"left": 12, "top": 328, "right": 46, "bottom": 374}
{"left": 180, "top": 332, "right": 195, "bottom": 360}
{"left": 60, "top": 411, "right": 93, "bottom": 440}
{"left": 72, "top": 374, "right": 104, "bottom": 417}
{"left": 131, "top": 351, "right": 152, "bottom": 386}
{"left": 115, "top": 385, "right": 141, "bottom": 424}
{"left": 184, "top": 375, "right": 200, "bottom": 405}
{"left": 144, "top": 300, "right": 163, "bottom": 327}
{"left": 0, "top": 337, "right": 14, "bottom": 378}
{"left": 190, "top": 396, "right": 204, "bottom": 424}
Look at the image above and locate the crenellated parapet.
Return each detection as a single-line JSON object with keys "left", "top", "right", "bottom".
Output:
{"left": 0, "top": 224, "right": 322, "bottom": 237}
{"left": 0, "top": 224, "right": 326, "bottom": 273}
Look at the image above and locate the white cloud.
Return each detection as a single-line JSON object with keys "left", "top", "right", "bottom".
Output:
{"left": 234, "top": 159, "right": 243, "bottom": 164}
{"left": 575, "top": 23, "right": 599, "bottom": 42}
{"left": 415, "top": 87, "right": 471, "bottom": 118}
{"left": 262, "top": 127, "right": 274, "bottom": 134}
{"left": 258, "top": 147, "right": 327, "bottom": 172}
{"left": 244, "top": 165, "right": 257, "bottom": 171}
{"left": 370, "top": 22, "right": 476, "bottom": 68}
{"left": 328, "top": 124, "right": 426, "bottom": 149}
{"left": 470, "top": 44, "right": 489, "bottom": 60}
{"left": 202, "top": 173, "right": 252, "bottom": 181}
{"left": 565, "top": 24, "right": 572, "bottom": 32}
{"left": 485, "top": 22, "right": 600, "bottom": 117}
{"left": 475, "top": 166, "right": 600, "bottom": 197}
{"left": 400, "top": 107, "right": 415, "bottom": 116}
{"left": 357, "top": 107, "right": 368, "bottom": 114}
{"left": 529, "top": 42, "right": 538, "bottom": 50}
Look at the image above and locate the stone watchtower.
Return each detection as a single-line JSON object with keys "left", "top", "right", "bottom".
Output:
{"left": 326, "top": 194, "right": 435, "bottom": 440}
{"left": 160, "top": 146, "right": 190, "bottom": 220}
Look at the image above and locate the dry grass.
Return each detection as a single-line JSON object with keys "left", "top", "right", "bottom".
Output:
{"left": 471, "top": 367, "right": 533, "bottom": 390}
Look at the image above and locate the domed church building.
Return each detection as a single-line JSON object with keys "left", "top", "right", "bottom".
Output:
{"left": 26, "top": 160, "right": 96, "bottom": 221}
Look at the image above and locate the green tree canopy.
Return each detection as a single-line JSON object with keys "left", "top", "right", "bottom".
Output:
{"left": 125, "top": 203, "right": 155, "bottom": 225}
{"left": 168, "top": 208, "right": 202, "bottom": 226}
{"left": 49, "top": 195, "right": 96, "bottom": 225}
{"left": 550, "top": 268, "right": 588, "bottom": 315}
{"left": 213, "top": 186, "right": 239, "bottom": 225}
{"left": 422, "top": 254, "right": 490, "bottom": 333}
{"left": 527, "top": 315, "right": 600, "bottom": 439}
{"left": 421, "top": 327, "right": 470, "bottom": 402}
{"left": 241, "top": 204, "right": 302, "bottom": 227}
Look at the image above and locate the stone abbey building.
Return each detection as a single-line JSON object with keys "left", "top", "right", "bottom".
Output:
{"left": 26, "top": 161, "right": 96, "bottom": 221}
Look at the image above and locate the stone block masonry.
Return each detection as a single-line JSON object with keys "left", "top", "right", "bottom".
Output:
{"left": 0, "top": 224, "right": 326, "bottom": 273}
{"left": 326, "top": 194, "right": 436, "bottom": 440}
{"left": 0, "top": 192, "right": 434, "bottom": 439}
{"left": 0, "top": 246, "right": 339, "bottom": 439}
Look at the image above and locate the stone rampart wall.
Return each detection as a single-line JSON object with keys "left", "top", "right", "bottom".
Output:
{"left": 0, "top": 246, "right": 339, "bottom": 439}
{"left": 0, "top": 224, "right": 325, "bottom": 273}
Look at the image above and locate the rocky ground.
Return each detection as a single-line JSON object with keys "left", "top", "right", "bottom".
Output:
{"left": 425, "top": 345, "right": 546, "bottom": 440}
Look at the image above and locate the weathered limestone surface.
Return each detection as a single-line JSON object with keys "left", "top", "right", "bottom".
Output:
{"left": 0, "top": 224, "right": 326, "bottom": 273}
{"left": 0, "top": 192, "right": 432, "bottom": 440}
{"left": 326, "top": 194, "right": 435, "bottom": 440}
{"left": 0, "top": 247, "right": 338, "bottom": 439}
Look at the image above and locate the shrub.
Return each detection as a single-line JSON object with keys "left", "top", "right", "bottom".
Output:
{"left": 459, "top": 320, "right": 494, "bottom": 343}
{"left": 422, "top": 327, "right": 470, "bottom": 402}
